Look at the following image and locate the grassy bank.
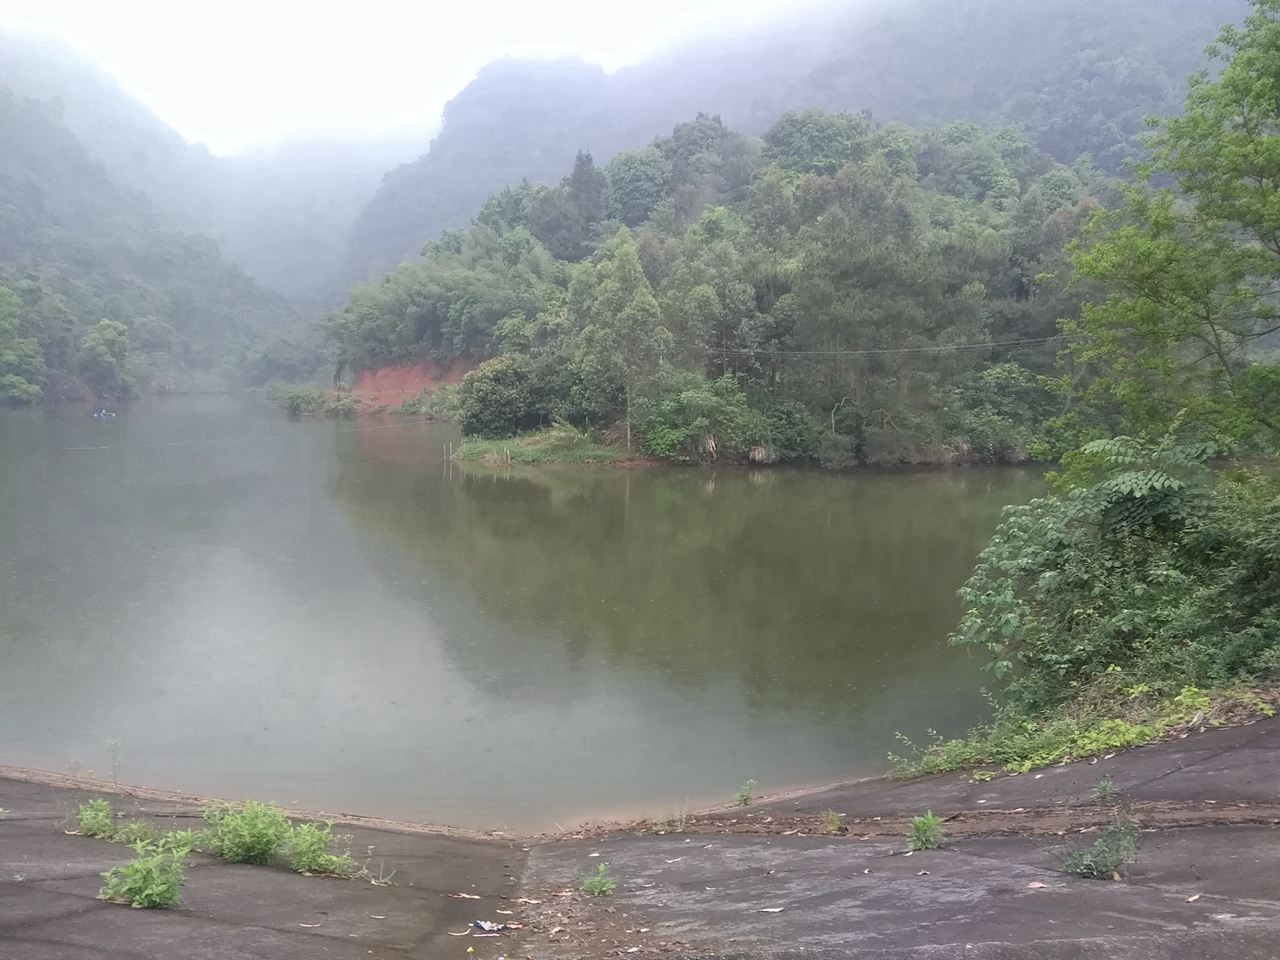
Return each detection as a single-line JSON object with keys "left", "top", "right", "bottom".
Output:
{"left": 892, "top": 680, "right": 1278, "bottom": 779}
{"left": 453, "top": 426, "right": 628, "bottom": 465}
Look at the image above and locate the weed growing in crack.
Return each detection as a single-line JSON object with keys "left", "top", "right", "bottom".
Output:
{"left": 908, "top": 811, "right": 946, "bottom": 850}
{"left": 202, "top": 800, "right": 291, "bottom": 864}
{"left": 285, "top": 822, "right": 358, "bottom": 876}
{"left": 1059, "top": 820, "right": 1138, "bottom": 880}
{"left": 736, "top": 780, "right": 757, "bottom": 806}
{"left": 582, "top": 862, "right": 615, "bottom": 896}
{"left": 820, "top": 810, "right": 845, "bottom": 834}
{"left": 99, "top": 842, "right": 187, "bottom": 908}
{"left": 77, "top": 799, "right": 114, "bottom": 838}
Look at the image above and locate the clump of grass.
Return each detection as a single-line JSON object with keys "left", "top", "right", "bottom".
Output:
{"left": 967, "top": 770, "right": 994, "bottom": 784}
{"left": 1059, "top": 821, "right": 1138, "bottom": 880}
{"left": 202, "top": 800, "right": 291, "bottom": 865}
{"left": 736, "top": 780, "right": 757, "bottom": 806}
{"left": 284, "top": 822, "right": 357, "bottom": 876}
{"left": 455, "top": 426, "right": 625, "bottom": 465}
{"left": 582, "top": 862, "right": 615, "bottom": 896}
{"left": 890, "top": 683, "right": 1278, "bottom": 779}
{"left": 99, "top": 841, "right": 187, "bottom": 908}
{"left": 1093, "top": 779, "right": 1117, "bottom": 802}
{"left": 908, "top": 811, "right": 945, "bottom": 851}
{"left": 820, "top": 810, "right": 845, "bottom": 834}
{"left": 77, "top": 799, "right": 115, "bottom": 838}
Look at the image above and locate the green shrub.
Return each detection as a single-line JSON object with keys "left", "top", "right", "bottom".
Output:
{"left": 952, "top": 438, "right": 1280, "bottom": 715}
{"left": 270, "top": 384, "right": 326, "bottom": 416}
{"left": 582, "top": 862, "right": 615, "bottom": 896}
{"left": 458, "top": 355, "right": 542, "bottom": 438}
{"left": 78, "top": 799, "right": 114, "bottom": 838}
{"left": 735, "top": 780, "right": 757, "bottom": 805}
{"left": 202, "top": 801, "right": 291, "bottom": 865}
{"left": 1060, "top": 821, "right": 1138, "bottom": 879}
{"left": 99, "top": 842, "right": 187, "bottom": 908}
{"left": 763, "top": 401, "right": 824, "bottom": 460}
{"left": 284, "top": 822, "right": 357, "bottom": 876}
{"left": 908, "top": 811, "right": 945, "bottom": 850}
{"left": 636, "top": 372, "right": 766, "bottom": 461}
{"left": 325, "top": 394, "right": 358, "bottom": 417}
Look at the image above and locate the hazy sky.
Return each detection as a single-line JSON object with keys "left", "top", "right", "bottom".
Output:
{"left": 0, "top": 0, "right": 808, "bottom": 154}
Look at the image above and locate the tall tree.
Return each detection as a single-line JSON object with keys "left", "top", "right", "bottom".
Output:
{"left": 572, "top": 229, "right": 672, "bottom": 448}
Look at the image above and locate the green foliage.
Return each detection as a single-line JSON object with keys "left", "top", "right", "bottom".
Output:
{"left": 99, "top": 842, "right": 187, "bottom": 908}
{"left": 284, "top": 822, "right": 357, "bottom": 876}
{"left": 271, "top": 384, "right": 327, "bottom": 416}
{"left": 80, "top": 319, "right": 135, "bottom": 399}
{"left": 891, "top": 683, "right": 1273, "bottom": 778}
{"left": 605, "top": 147, "right": 672, "bottom": 227}
{"left": 582, "top": 862, "right": 616, "bottom": 896}
{"left": 951, "top": 434, "right": 1280, "bottom": 714}
{"left": 78, "top": 799, "right": 115, "bottom": 838}
{"left": 637, "top": 372, "right": 765, "bottom": 461}
{"left": 0, "top": 92, "right": 290, "bottom": 395}
{"left": 1060, "top": 821, "right": 1138, "bottom": 879}
{"left": 1094, "top": 779, "right": 1117, "bottom": 802}
{"left": 908, "top": 811, "right": 945, "bottom": 850}
{"left": 0, "top": 284, "right": 44, "bottom": 402}
{"left": 735, "top": 780, "right": 757, "bottom": 806}
{"left": 328, "top": 107, "right": 1115, "bottom": 466}
{"left": 202, "top": 800, "right": 291, "bottom": 865}
{"left": 458, "top": 355, "right": 543, "bottom": 438}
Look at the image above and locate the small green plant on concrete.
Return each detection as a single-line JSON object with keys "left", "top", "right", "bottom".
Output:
{"left": 1094, "top": 779, "right": 1117, "bottom": 802}
{"left": 1060, "top": 821, "right": 1138, "bottom": 880}
{"left": 736, "top": 780, "right": 757, "bottom": 806}
{"left": 202, "top": 800, "right": 291, "bottom": 865}
{"left": 908, "top": 811, "right": 946, "bottom": 851}
{"left": 582, "top": 862, "right": 615, "bottom": 896}
{"left": 159, "top": 829, "right": 200, "bottom": 856}
{"left": 78, "top": 799, "right": 114, "bottom": 838}
{"left": 114, "top": 821, "right": 158, "bottom": 845}
{"left": 967, "top": 770, "right": 994, "bottom": 784}
{"left": 99, "top": 842, "right": 187, "bottom": 908}
{"left": 820, "top": 810, "right": 845, "bottom": 834}
{"left": 285, "top": 822, "right": 357, "bottom": 876}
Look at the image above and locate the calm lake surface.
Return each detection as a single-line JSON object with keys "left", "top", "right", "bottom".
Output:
{"left": 0, "top": 396, "right": 1042, "bottom": 830}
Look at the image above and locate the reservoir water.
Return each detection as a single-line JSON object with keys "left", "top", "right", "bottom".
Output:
{"left": 0, "top": 396, "right": 1041, "bottom": 831}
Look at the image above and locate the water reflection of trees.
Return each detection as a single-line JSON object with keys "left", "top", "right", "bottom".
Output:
{"left": 332, "top": 442, "right": 1041, "bottom": 712}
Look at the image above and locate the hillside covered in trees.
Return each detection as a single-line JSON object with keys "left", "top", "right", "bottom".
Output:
{"left": 344, "top": 0, "right": 1242, "bottom": 279}
{"left": 0, "top": 90, "right": 305, "bottom": 401}
{"left": 326, "top": 110, "right": 1117, "bottom": 465}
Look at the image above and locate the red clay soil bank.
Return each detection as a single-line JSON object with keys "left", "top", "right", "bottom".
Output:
{"left": 353, "top": 360, "right": 474, "bottom": 405}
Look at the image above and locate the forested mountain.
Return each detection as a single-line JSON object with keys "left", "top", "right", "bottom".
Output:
{"left": 0, "top": 30, "right": 431, "bottom": 296}
{"left": 326, "top": 110, "right": 1118, "bottom": 464}
{"left": 0, "top": 91, "right": 297, "bottom": 399}
{"left": 344, "top": 0, "right": 1243, "bottom": 280}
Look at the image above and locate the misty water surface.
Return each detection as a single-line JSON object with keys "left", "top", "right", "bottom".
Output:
{"left": 0, "top": 397, "right": 1041, "bottom": 830}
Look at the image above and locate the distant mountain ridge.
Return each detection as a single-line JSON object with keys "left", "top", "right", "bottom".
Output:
{"left": 0, "top": 29, "right": 431, "bottom": 298}
{"left": 344, "top": 0, "right": 1244, "bottom": 281}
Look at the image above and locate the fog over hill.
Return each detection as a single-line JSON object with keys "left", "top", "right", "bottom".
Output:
{"left": 0, "top": 0, "right": 1246, "bottom": 301}
{"left": 0, "top": 30, "right": 432, "bottom": 298}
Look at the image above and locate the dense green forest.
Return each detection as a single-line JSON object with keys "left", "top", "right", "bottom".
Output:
{"left": 0, "top": 90, "right": 311, "bottom": 401}
{"left": 327, "top": 110, "right": 1114, "bottom": 465}
{"left": 345, "top": 0, "right": 1240, "bottom": 278}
